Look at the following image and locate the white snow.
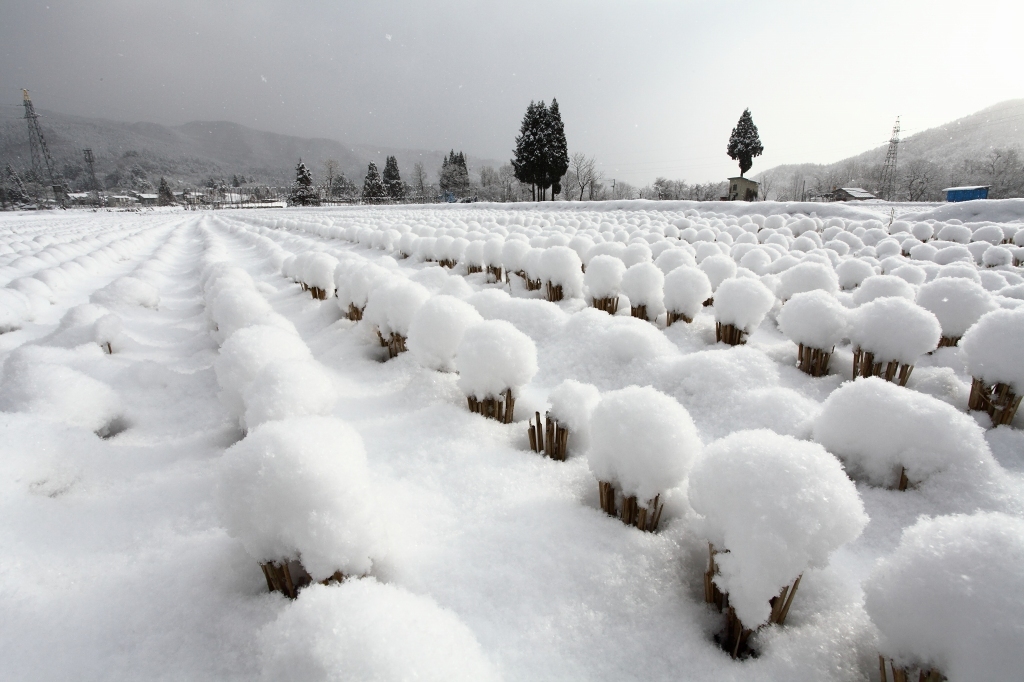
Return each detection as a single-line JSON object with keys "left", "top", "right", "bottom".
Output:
{"left": 455, "top": 319, "right": 538, "bottom": 400}
{"left": 689, "top": 430, "right": 868, "bottom": 627}
{"left": 713, "top": 277, "right": 776, "bottom": 332}
{"left": 960, "top": 308, "right": 1024, "bottom": 391}
{"left": 864, "top": 512, "right": 1024, "bottom": 682}
{"left": 777, "top": 290, "right": 849, "bottom": 350}
{"left": 849, "top": 297, "right": 941, "bottom": 364}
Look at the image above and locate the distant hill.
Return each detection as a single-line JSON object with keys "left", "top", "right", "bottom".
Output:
{"left": 757, "top": 99, "right": 1024, "bottom": 200}
{"left": 0, "top": 107, "right": 506, "bottom": 191}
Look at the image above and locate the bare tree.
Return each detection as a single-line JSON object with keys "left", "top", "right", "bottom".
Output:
{"left": 570, "top": 152, "right": 598, "bottom": 201}
{"left": 412, "top": 162, "right": 429, "bottom": 196}
{"left": 323, "top": 159, "right": 339, "bottom": 199}
{"left": 758, "top": 172, "right": 775, "bottom": 200}
{"left": 901, "top": 158, "right": 941, "bottom": 202}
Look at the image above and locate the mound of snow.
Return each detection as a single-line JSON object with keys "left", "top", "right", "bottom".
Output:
{"left": 620, "top": 262, "right": 665, "bottom": 311}
{"left": 814, "top": 378, "right": 993, "bottom": 486}
{"left": 777, "top": 290, "right": 849, "bottom": 350}
{"left": 217, "top": 416, "right": 380, "bottom": 580}
{"left": 257, "top": 580, "right": 499, "bottom": 682}
{"left": 546, "top": 379, "right": 601, "bottom": 453}
{"left": 242, "top": 359, "right": 338, "bottom": 429}
{"left": 587, "top": 385, "right": 701, "bottom": 501}
{"left": 92, "top": 276, "right": 160, "bottom": 309}
{"left": 689, "top": 429, "right": 867, "bottom": 627}
{"left": 584, "top": 254, "right": 626, "bottom": 300}
{"left": 539, "top": 246, "right": 584, "bottom": 297}
{"left": 836, "top": 259, "right": 876, "bottom": 290}
{"left": 776, "top": 262, "right": 839, "bottom": 301}
{"left": 864, "top": 512, "right": 1024, "bottom": 682}
{"left": 916, "top": 278, "right": 996, "bottom": 340}
{"left": 663, "top": 267, "right": 712, "bottom": 320}
{"left": 960, "top": 309, "right": 1024, "bottom": 392}
{"left": 853, "top": 275, "right": 916, "bottom": 305}
{"left": 407, "top": 295, "right": 484, "bottom": 372}
{"left": 455, "top": 320, "right": 537, "bottom": 400}
{"left": 713, "top": 277, "right": 775, "bottom": 332}
{"left": 849, "top": 298, "right": 940, "bottom": 364}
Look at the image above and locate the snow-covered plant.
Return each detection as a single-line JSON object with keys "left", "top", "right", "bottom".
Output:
{"left": 257, "top": 579, "right": 500, "bottom": 682}
{"left": 916, "top": 277, "right": 996, "bottom": 347}
{"left": 463, "top": 240, "right": 485, "bottom": 274}
{"left": 407, "top": 295, "right": 483, "bottom": 372}
{"left": 217, "top": 416, "right": 381, "bottom": 598}
{"left": 341, "top": 263, "right": 392, "bottom": 321}
{"left": 663, "top": 267, "right": 712, "bottom": 326}
{"left": 528, "top": 379, "right": 599, "bottom": 461}
{"left": 688, "top": 430, "right": 867, "bottom": 657}
{"left": 836, "top": 259, "right": 876, "bottom": 290}
{"left": 699, "top": 254, "right": 737, "bottom": 301}
{"left": 522, "top": 248, "right": 544, "bottom": 291}
{"left": 849, "top": 298, "right": 940, "bottom": 386}
{"left": 776, "top": 290, "right": 849, "bottom": 376}
{"left": 301, "top": 252, "right": 339, "bottom": 300}
{"left": 814, "top": 377, "right": 993, "bottom": 489}
{"left": 776, "top": 261, "right": 839, "bottom": 301}
{"left": 587, "top": 386, "right": 701, "bottom": 532}
{"left": 455, "top": 320, "right": 537, "bottom": 423}
{"left": 620, "top": 262, "right": 665, "bottom": 322}
{"left": 364, "top": 279, "right": 431, "bottom": 359}
{"left": 482, "top": 238, "right": 504, "bottom": 282}
{"left": 961, "top": 308, "right": 1024, "bottom": 425}
{"left": 713, "top": 277, "right": 775, "bottom": 345}
{"left": 500, "top": 239, "right": 531, "bottom": 286}
{"left": 242, "top": 358, "right": 338, "bottom": 431}
{"left": 584, "top": 254, "right": 625, "bottom": 314}
{"left": 865, "top": 512, "right": 1024, "bottom": 682}
{"left": 215, "top": 325, "right": 313, "bottom": 423}
{"left": 539, "top": 245, "right": 583, "bottom": 302}
{"left": 852, "top": 274, "right": 916, "bottom": 305}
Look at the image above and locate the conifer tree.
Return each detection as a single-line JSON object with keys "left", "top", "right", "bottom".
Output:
{"left": 512, "top": 101, "right": 545, "bottom": 200}
{"left": 362, "top": 162, "right": 387, "bottom": 201}
{"left": 439, "top": 150, "right": 470, "bottom": 198}
{"left": 727, "top": 108, "right": 764, "bottom": 177}
{"left": 382, "top": 155, "right": 405, "bottom": 199}
{"left": 289, "top": 160, "right": 320, "bottom": 206}
{"left": 157, "top": 177, "right": 175, "bottom": 205}
{"left": 544, "top": 99, "right": 569, "bottom": 199}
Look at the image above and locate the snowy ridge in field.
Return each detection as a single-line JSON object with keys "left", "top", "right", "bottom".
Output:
{"left": 2, "top": 200, "right": 1024, "bottom": 681}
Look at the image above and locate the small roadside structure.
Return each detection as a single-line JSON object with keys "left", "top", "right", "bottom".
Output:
{"left": 725, "top": 177, "right": 759, "bottom": 201}
{"left": 943, "top": 185, "right": 989, "bottom": 202}
{"left": 831, "top": 187, "right": 876, "bottom": 202}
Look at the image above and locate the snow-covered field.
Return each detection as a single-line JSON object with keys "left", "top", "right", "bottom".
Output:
{"left": 2, "top": 199, "right": 1023, "bottom": 682}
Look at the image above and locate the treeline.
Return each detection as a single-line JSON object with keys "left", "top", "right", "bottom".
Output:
{"left": 759, "top": 146, "right": 1024, "bottom": 202}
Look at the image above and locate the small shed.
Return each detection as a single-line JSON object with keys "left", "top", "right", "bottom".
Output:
{"left": 136, "top": 193, "right": 159, "bottom": 206}
{"left": 942, "top": 186, "right": 989, "bottom": 202}
{"left": 725, "top": 177, "right": 759, "bottom": 201}
{"left": 831, "top": 187, "right": 876, "bottom": 202}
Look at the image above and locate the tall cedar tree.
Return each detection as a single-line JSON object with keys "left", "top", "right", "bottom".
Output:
{"left": 362, "top": 162, "right": 387, "bottom": 200}
{"left": 727, "top": 109, "right": 764, "bottom": 177}
{"left": 157, "top": 177, "right": 175, "bottom": 205}
{"left": 512, "top": 99, "right": 568, "bottom": 200}
{"left": 382, "top": 156, "right": 405, "bottom": 199}
{"left": 545, "top": 99, "right": 569, "bottom": 198}
{"left": 289, "top": 161, "right": 320, "bottom": 205}
{"left": 439, "top": 151, "right": 470, "bottom": 197}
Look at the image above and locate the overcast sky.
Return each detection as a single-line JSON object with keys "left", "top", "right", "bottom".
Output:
{"left": 3, "top": 0, "right": 1022, "bottom": 184}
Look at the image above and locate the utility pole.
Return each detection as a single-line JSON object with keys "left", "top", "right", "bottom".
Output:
{"left": 22, "top": 89, "right": 65, "bottom": 206}
{"left": 879, "top": 117, "right": 900, "bottom": 202}
{"left": 83, "top": 149, "right": 101, "bottom": 205}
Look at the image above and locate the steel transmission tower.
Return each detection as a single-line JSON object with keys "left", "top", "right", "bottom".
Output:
{"left": 83, "top": 148, "right": 101, "bottom": 202}
{"left": 878, "top": 117, "right": 900, "bottom": 202}
{"left": 22, "top": 89, "right": 65, "bottom": 204}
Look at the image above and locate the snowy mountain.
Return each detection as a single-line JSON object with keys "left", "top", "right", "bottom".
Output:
{"left": 758, "top": 99, "right": 1024, "bottom": 199}
{"left": 0, "top": 108, "right": 506, "bottom": 189}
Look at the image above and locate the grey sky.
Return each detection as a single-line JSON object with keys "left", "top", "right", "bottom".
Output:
{"left": 3, "top": 0, "right": 1022, "bottom": 184}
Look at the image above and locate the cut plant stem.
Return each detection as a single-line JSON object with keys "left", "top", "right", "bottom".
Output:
{"left": 936, "top": 335, "right": 959, "bottom": 348}
{"left": 715, "top": 322, "right": 745, "bottom": 346}
{"left": 596, "top": 480, "right": 663, "bottom": 532}
{"left": 545, "top": 282, "right": 564, "bottom": 302}
{"left": 665, "top": 311, "right": 692, "bottom": 327}
{"left": 486, "top": 265, "right": 503, "bottom": 282}
{"left": 347, "top": 303, "right": 364, "bottom": 321}
{"left": 259, "top": 559, "right": 345, "bottom": 600}
{"left": 852, "top": 348, "right": 914, "bottom": 386}
{"left": 968, "top": 377, "right": 1022, "bottom": 426}
{"left": 879, "top": 656, "right": 946, "bottom": 682}
{"left": 527, "top": 412, "right": 569, "bottom": 460}
{"left": 591, "top": 296, "right": 619, "bottom": 314}
{"left": 630, "top": 304, "right": 650, "bottom": 322}
{"left": 467, "top": 388, "right": 516, "bottom": 424}
{"left": 467, "top": 265, "right": 483, "bottom": 275}
{"left": 796, "top": 343, "right": 832, "bottom": 376}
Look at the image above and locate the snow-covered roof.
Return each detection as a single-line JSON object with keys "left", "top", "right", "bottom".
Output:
{"left": 942, "top": 185, "right": 990, "bottom": 192}
{"left": 67, "top": 192, "right": 93, "bottom": 199}
{"left": 137, "top": 193, "right": 159, "bottom": 199}
{"left": 838, "top": 188, "right": 875, "bottom": 198}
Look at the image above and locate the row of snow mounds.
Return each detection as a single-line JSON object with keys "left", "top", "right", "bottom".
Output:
{"left": 0, "top": 219, "right": 177, "bottom": 334}
{"left": 200, "top": 227, "right": 500, "bottom": 680}
{"left": 0, "top": 222, "right": 190, "bottom": 436}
